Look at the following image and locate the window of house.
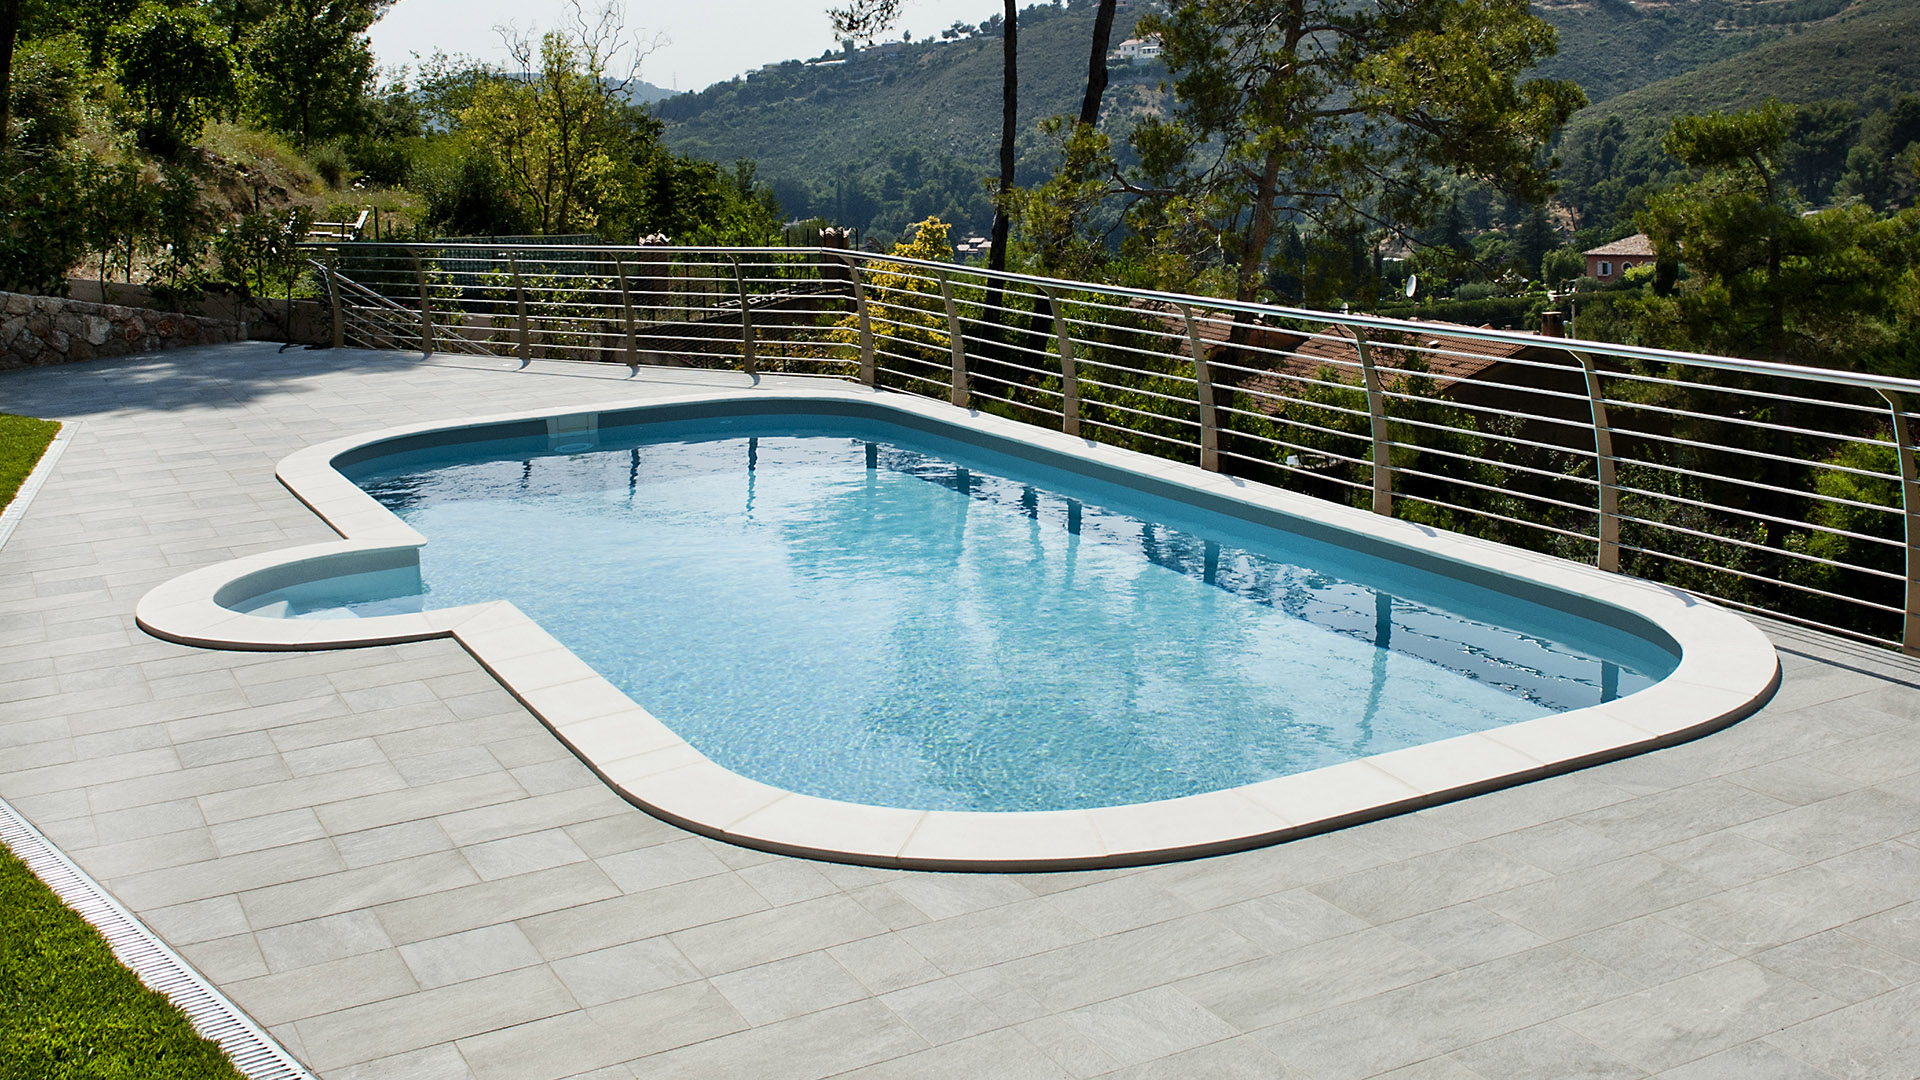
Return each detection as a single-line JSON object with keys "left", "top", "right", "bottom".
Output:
{"left": 1599, "top": 261, "right": 1612, "bottom": 277}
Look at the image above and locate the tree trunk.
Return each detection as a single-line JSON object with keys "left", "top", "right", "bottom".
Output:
{"left": 0, "top": 0, "right": 19, "bottom": 145}
{"left": 1079, "top": 0, "right": 1116, "bottom": 127}
{"left": 976, "top": 0, "right": 1019, "bottom": 396}
{"left": 988, "top": 0, "right": 1016, "bottom": 279}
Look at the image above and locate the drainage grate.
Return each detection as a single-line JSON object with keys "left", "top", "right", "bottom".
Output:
{"left": 0, "top": 798, "right": 318, "bottom": 1080}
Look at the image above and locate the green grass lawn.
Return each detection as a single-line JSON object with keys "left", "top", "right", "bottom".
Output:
{"left": 1, "top": 412, "right": 245, "bottom": 1078}
{"left": 0, "top": 846, "right": 245, "bottom": 1080}
{"left": 1, "top": 414, "right": 61, "bottom": 511}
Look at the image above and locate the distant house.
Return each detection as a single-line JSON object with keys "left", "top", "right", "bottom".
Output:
{"left": 1583, "top": 234, "right": 1655, "bottom": 283}
{"left": 955, "top": 236, "right": 991, "bottom": 258}
{"left": 1110, "top": 36, "right": 1162, "bottom": 61}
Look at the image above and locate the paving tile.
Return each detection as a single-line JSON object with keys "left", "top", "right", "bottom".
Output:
{"left": 1309, "top": 840, "right": 1553, "bottom": 924}
{"left": 293, "top": 965, "right": 579, "bottom": 1072}
{"left": 1060, "top": 986, "right": 1238, "bottom": 1068}
{"left": 1178, "top": 928, "right": 1445, "bottom": 1030}
{"left": 836, "top": 1027, "right": 1072, "bottom": 1080}
{"left": 1562, "top": 915, "right": 1739, "bottom": 987}
{"left": 397, "top": 922, "right": 545, "bottom": 989}
{"left": 257, "top": 910, "right": 394, "bottom": 973}
{"left": 972, "top": 911, "right": 1266, "bottom": 1014}
{"left": 549, "top": 936, "right": 703, "bottom": 1008}
{"left": 1652, "top": 1041, "right": 1832, "bottom": 1080}
{"left": 373, "top": 860, "right": 620, "bottom": 946}
{"left": 713, "top": 951, "right": 871, "bottom": 1026}
{"left": 829, "top": 932, "right": 945, "bottom": 995}
{"left": 616, "top": 998, "right": 925, "bottom": 1080}
{"left": 1477, "top": 855, "right": 1720, "bottom": 941}
{"left": 460, "top": 827, "right": 590, "bottom": 881}
{"left": 519, "top": 874, "right": 771, "bottom": 960}
{"left": 1752, "top": 929, "right": 1920, "bottom": 1003}
{"left": 1252, "top": 945, "right": 1636, "bottom": 1080}
{"left": 1761, "top": 982, "right": 1920, "bottom": 1079}
{"left": 1659, "top": 864, "right": 1904, "bottom": 956}
{"left": 1560, "top": 961, "right": 1839, "bottom": 1074}
{"left": 1447, "top": 1021, "right": 1647, "bottom": 1079}
{"left": 672, "top": 893, "right": 889, "bottom": 977}
{"left": 226, "top": 949, "right": 423, "bottom": 1028}
{"left": 1379, "top": 901, "right": 1550, "bottom": 969}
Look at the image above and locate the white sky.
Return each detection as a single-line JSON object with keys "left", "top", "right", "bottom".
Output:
{"left": 369, "top": 0, "right": 1013, "bottom": 92}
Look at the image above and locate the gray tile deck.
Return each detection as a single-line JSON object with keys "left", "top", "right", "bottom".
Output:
{"left": 3, "top": 342, "right": 1918, "bottom": 1079}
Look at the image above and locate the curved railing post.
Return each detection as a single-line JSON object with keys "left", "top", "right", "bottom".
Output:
{"left": 840, "top": 255, "right": 875, "bottom": 386}
{"left": 1180, "top": 303, "right": 1220, "bottom": 471}
{"left": 408, "top": 250, "right": 433, "bottom": 355}
{"left": 1344, "top": 326, "right": 1392, "bottom": 517}
{"left": 730, "top": 256, "right": 757, "bottom": 376}
{"left": 615, "top": 255, "right": 638, "bottom": 366}
{"left": 938, "top": 269, "right": 968, "bottom": 407}
{"left": 1039, "top": 284, "right": 1079, "bottom": 437}
{"left": 319, "top": 262, "right": 343, "bottom": 349}
{"left": 1573, "top": 350, "right": 1621, "bottom": 573}
{"left": 1880, "top": 389, "right": 1919, "bottom": 653}
{"left": 509, "top": 255, "right": 531, "bottom": 362}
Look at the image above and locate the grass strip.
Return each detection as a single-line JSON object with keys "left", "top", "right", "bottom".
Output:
{"left": 0, "top": 843, "right": 246, "bottom": 1080}
{"left": 0, "top": 414, "right": 61, "bottom": 511}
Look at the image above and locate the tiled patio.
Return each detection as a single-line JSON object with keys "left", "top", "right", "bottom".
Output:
{"left": 2, "top": 342, "right": 1917, "bottom": 1080}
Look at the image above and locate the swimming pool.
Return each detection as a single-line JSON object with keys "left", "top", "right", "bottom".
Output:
{"left": 138, "top": 388, "right": 1780, "bottom": 869}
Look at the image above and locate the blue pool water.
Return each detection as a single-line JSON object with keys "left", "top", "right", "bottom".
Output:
{"left": 261, "top": 413, "right": 1678, "bottom": 812}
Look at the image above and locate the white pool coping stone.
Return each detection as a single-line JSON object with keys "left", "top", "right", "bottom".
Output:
{"left": 136, "top": 384, "right": 1781, "bottom": 872}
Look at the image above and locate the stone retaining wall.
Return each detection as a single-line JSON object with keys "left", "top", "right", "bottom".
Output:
{"left": 0, "top": 292, "right": 238, "bottom": 370}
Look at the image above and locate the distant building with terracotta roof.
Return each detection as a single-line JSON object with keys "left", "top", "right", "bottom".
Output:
{"left": 1583, "top": 234, "right": 1656, "bottom": 283}
{"left": 1142, "top": 304, "right": 1598, "bottom": 452}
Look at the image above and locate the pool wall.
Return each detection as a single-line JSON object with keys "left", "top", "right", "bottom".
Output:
{"left": 136, "top": 384, "right": 1781, "bottom": 871}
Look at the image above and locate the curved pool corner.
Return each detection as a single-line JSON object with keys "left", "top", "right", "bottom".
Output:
{"left": 136, "top": 384, "right": 1782, "bottom": 871}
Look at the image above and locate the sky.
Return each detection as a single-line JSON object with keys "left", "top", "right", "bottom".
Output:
{"left": 368, "top": 0, "right": 1013, "bottom": 93}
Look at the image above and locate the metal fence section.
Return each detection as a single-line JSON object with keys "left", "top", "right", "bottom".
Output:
{"left": 303, "top": 241, "right": 1920, "bottom": 655}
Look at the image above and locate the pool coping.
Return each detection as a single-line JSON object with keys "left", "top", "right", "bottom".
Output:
{"left": 134, "top": 384, "right": 1782, "bottom": 872}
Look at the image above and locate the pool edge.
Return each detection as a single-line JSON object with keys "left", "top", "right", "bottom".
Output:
{"left": 135, "top": 383, "right": 1784, "bottom": 872}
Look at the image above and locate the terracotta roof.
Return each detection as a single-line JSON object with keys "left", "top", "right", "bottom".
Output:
{"left": 1583, "top": 233, "right": 1656, "bottom": 258}
{"left": 1138, "top": 302, "right": 1541, "bottom": 393}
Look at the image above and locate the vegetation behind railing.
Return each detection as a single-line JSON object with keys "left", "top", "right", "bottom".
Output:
{"left": 303, "top": 238, "right": 1920, "bottom": 655}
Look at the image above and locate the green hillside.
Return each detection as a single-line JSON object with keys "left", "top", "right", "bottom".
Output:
{"left": 1567, "top": 0, "right": 1920, "bottom": 133}
{"left": 655, "top": 3, "right": 1153, "bottom": 243}
{"left": 1531, "top": 0, "right": 1792, "bottom": 106}
{"left": 653, "top": 0, "right": 1919, "bottom": 244}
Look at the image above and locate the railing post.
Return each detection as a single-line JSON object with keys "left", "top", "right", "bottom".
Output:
{"left": 615, "top": 255, "right": 639, "bottom": 366}
{"left": 509, "top": 255, "right": 531, "bottom": 362}
{"left": 938, "top": 269, "right": 968, "bottom": 408}
{"left": 1880, "top": 389, "right": 1920, "bottom": 654}
{"left": 1039, "top": 285, "right": 1079, "bottom": 437}
{"left": 1346, "top": 327, "right": 1393, "bottom": 516}
{"left": 1180, "top": 303, "right": 1219, "bottom": 471}
{"left": 321, "top": 264, "right": 343, "bottom": 349}
{"left": 730, "top": 257, "right": 757, "bottom": 376}
{"left": 840, "top": 255, "right": 876, "bottom": 386}
{"left": 409, "top": 250, "right": 433, "bottom": 355}
{"left": 1573, "top": 350, "right": 1621, "bottom": 572}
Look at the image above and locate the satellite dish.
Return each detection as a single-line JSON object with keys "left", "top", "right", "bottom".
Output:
{"left": 1405, "top": 275, "right": 1418, "bottom": 299}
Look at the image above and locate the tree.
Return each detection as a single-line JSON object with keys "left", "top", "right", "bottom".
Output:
{"left": 456, "top": 0, "right": 660, "bottom": 235}
{"left": 0, "top": 0, "right": 20, "bottom": 143}
{"left": 1128, "top": 0, "right": 1585, "bottom": 306}
{"left": 111, "top": 4, "right": 236, "bottom": 152}
{"left": 1637, "top": 103, "right": 1920, "bottom": 372}
{"left": 245, "top": 0, "right": 381, "bottom": 147}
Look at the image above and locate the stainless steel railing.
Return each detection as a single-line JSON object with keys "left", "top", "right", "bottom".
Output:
{"left": 302, "top": 241, "right": 1920, "bottom": 654}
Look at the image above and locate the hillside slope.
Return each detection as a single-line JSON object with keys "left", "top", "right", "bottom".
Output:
{"left": 1567, "top": 0, "right": 1920, "bottom": 133}
{"left": 656, "top": 0, "right": 1911, "bottom": 242}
